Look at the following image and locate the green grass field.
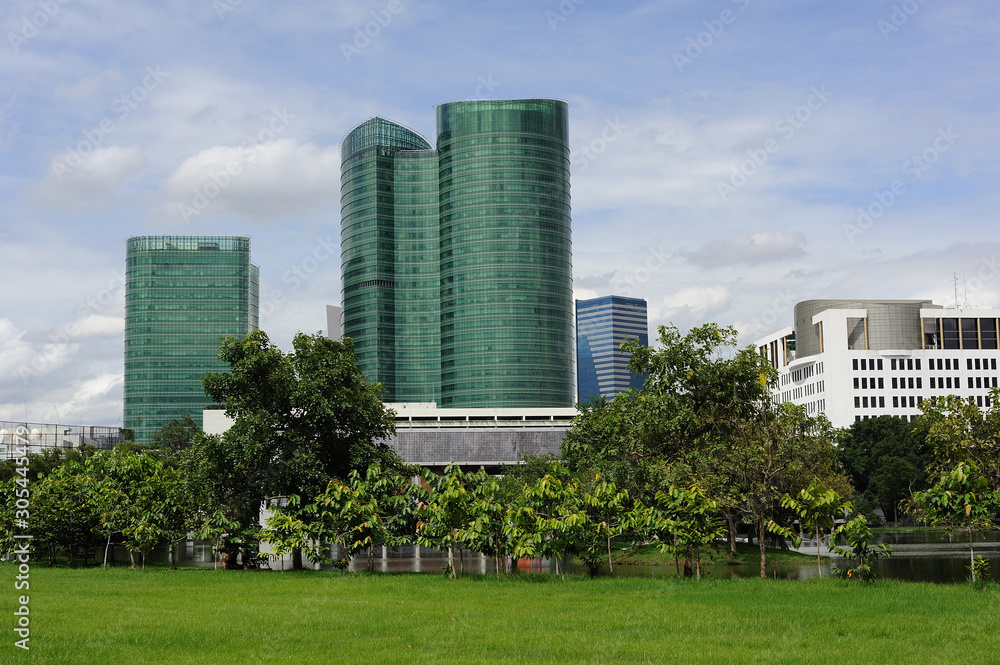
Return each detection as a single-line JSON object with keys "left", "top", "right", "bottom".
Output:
{"left": 2, "top": 564, "right": 998, "bottom": 664}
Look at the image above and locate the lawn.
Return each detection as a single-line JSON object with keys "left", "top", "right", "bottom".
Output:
{"left": 2, "top": 564, "right": 998, "bottom": 664}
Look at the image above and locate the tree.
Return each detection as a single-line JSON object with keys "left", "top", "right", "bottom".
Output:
{"left": 829, "top": 515, "right": 891, "bottom": 585}
{"left": 908, "top": 460, "right": 1000, "bottom": 583}
{"left": 776, "top": 479, "right": 852, "bottom": 577}
{"left": 918, "top": 392, "right": 1000, "bottom": 493}
{"left": 417, "top": 465, "right": 475, "bottom": 578}
{"left": 580, "top": 475, "right": 631, "bottom": 574}
{"left": 200, "top": 330, "right": 399, "bottom": 551}
{"left": 838, "top": 415, "right": 927, "bottom": 524}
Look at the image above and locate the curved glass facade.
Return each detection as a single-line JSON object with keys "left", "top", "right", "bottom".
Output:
{"left": 340, "top": 100, "right": 573, "bottom": 407}
{"left": 124, "top": 236, "right": 258, "bottom": 444}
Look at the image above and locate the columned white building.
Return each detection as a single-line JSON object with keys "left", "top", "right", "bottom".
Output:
{"left": 754, "top": 299, "right": 1000, "bottom": 427}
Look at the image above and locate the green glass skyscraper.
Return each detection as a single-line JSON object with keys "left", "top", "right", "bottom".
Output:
{"left": 341, "top": 99, "right": 573, "bottom": 407}
{"left": 124, "top": 236, "right": 259, "bottom": 444}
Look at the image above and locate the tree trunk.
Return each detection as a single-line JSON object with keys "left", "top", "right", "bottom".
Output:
{"left": 607, "top": 534, "right": 614, "bottom": 574}
{"left": 292, "top": 548, "right": 303, "bottom": 570}
{"left": 758, "top": 517, "right": 767, "bottom": 579}
{"left": 104, "top": 534, "right": 111, "bottom": 568}
{"left": 695, "top": 546, "right": 701, "bottom": 582}
{"left": 447, "top": 543, "right": 456, "bottom": 579}
{"left": 815, "top": 524, "right": 822, "bottom": 577}
{"left": 727, "top": 513, "right": 738, "bottom": 558}
{"left": 970, "top": 527, "right": 976, "bottom": 583}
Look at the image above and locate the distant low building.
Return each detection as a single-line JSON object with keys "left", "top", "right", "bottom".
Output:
{"left": 0, "top": 421, "right": 123, "bottom": 459}
{"left": 754, "top": 299, "right": 1000, "bottom": 427}
{"left": 204, "top": 402, "right": 575, "bottom": 472}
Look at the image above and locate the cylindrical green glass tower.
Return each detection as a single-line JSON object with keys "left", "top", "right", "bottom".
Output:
{"left": 124, "top": 236, "right": 258, "bottom": 445}
{"left": 340, "top": 100, "right": 574, "bottom": 408}
{"left": 436, "top": 99, "right": 573, "bottom": 407}
{"left": 341, "top": 118, "right": 433, "bottom": 399}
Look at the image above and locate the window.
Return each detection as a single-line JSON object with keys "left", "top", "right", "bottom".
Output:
{"left": 907, "top": 359, "right": 914, "bottom": 370}
{"left": 854, "top": 377, "right": 860, "bottom": 389}
{"left": 908, "top": 378, "right": 914, "bottom": 389}
{"left": 977, "top": 377, "right": 982, "bottom": 389}
{"left": 853, "top": 359, "right": 858, "bottom": 370}
{"left": 993, "top": 359, "right": 997, "bottom": 371}
{"left": 854, "top": 396, "right": 861, "bottom": 408}
{"left": 878, "top": 378, "right": 884, "bottom": 389}
{"left": 891, "top": 359, "right": 897, "bottom": 370}
{"left": 930, "top": 377, "right": 936, "bottom": 389}
{"left": 909, "top": 396, "right": 915, "bottom": 407}
{"left": 877, "top": 359, "right": 883, "bottom": 370}
{"left": 975, "top": 359, "right": 981, "bottom": 370}
{"left": 916, "top": 359, "right": 921, "bottom": 370}
{"left": 978, "top": 396, "right": 984, "bottom": 407}
{"left": 969, "top": 377, "right": 974, "bottom": 389}
{"left": 942, "top": 318, "right": 959, "bottom": 349}
{"left": 863, "top": 396, "right": 869, "bottom": 408}
{"left": 917, "top": 396, "right": 923, "bottom": 405}
{"left": 862, "top": 377, "right": 868, "bottom": 389}
{"left": 892, "top": 377, "right": 898, "bottom": 389}
{"left": 879, "top": 396, "right": 885, "bottom": 408}
{"left": 946, "top": 377, "right": 952, "bottom": 388}
{"left": 916, "top": 378, "right": 922, "bottom": 389}
{"left": 945, "top": 358, "right": 951, "bottom": 370}
{"left": 962, "top": 319, "right": 979, "bottom": 350}
{"left": 860, "top": 359, "right": 866, "bottom": 370}
{"left": 893, "top": 396, "right": 899, "bottom": 408}
{"left": 968, "top": 359, "right": 974, "bottom": 370}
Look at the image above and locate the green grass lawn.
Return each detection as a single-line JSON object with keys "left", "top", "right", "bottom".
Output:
{"left": 2, "top": 564, "right": 998, "bottom": 664}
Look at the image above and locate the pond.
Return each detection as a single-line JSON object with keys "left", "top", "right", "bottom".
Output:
{"left": 118, "top": 529, "right": 1000, "bottom": 583}
{"left": 341, "top": 530, "right": 1000, "bottom": 583}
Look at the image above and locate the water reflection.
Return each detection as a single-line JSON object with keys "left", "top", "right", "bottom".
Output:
{"left": 340, "top": 530, "right": 1000, "bottom": 583}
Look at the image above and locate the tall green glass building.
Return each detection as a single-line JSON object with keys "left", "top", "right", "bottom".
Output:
{"left": 340, "top": 99, "right": 574, "bottom": 408}
{"left": 124, "top": 236, "right": 259, "bottom": 444}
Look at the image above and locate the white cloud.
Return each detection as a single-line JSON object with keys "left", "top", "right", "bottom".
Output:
{"left": 652, "top": 284, "right": 733, "bottom": 323}
{"left": 685, "top": 231, "right": 807, "bottom": 268}
{"left": 27, "top": 145, "right": 147, "bottom": 208}
{"left": 158, "top": 138, "right": 341, "bottom": 223}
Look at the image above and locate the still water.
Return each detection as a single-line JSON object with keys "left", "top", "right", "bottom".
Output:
{"left": 123, "top": 529, "right": 1000, "bottom": 583}
{"left": 342, "top": 530, "right": 1000, "bottom": 583}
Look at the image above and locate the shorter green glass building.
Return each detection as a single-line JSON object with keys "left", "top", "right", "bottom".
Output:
{"left": 124, "top": 236, "right": 258, "bottom": 444}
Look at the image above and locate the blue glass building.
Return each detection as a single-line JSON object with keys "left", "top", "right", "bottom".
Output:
{"left": 576, "top": 296, "right": 648, "bottom": 402}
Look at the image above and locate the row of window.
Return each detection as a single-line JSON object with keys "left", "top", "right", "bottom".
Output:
{"left": 855, "top": 357, "right": 1000, "bottom": 372}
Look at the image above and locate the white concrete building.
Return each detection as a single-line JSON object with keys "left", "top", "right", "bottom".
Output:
{"left": 754, "top": 299, "right": 1000, "bottom": 427}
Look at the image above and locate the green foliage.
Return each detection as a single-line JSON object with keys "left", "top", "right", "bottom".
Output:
{"left": 838, "top": 415, "right": 927, "bottom": 524}
{"left": 907, "top": 459, "right": 1000, "bottom": 583}
{"left": 200, "top": 330, "right": 399, "bottom": 532}
{"left": 830, "top": 515, "right": 892, "bottom": 585}
{"left": 775, "top": 478, "right": 852, "bottom": 577}
{"left": 968, "top": 556, "right": 990, "bottom": 589}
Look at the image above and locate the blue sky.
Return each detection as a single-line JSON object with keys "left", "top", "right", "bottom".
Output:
{"left": 1, "top": 0, "right": 998, "bottom": 427}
